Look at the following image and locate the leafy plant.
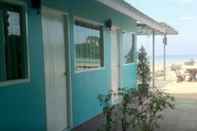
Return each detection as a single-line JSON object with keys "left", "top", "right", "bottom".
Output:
{"left": 98, "top": 46, "right": 175, "bottom": 131}
{"left": 98, "top": 91, "right": 114, "bottom": 131}
{"left": 132, "top": 46, "right": 175, "bottom": 131}
{"left": 137, "top": 46, "right": 151, "bottom": 95}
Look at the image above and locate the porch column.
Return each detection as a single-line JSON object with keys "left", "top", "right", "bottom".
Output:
{"left": 152, "top": 31, "right": 155, "bottom": 88}
{"left": 163, "top": 34, "right": 167, "bottom": 80}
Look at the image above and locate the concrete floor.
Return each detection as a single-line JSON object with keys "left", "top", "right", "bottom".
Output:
{"left": 73, "top": 94, "right": 197, "bottom": 131}
{"left": 158, "top": 94, "right": 197, "bottom": 131}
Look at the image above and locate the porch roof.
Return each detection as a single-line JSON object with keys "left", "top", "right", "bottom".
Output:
{"left": 96, "top": 0, "right": 178, "bottom": 35}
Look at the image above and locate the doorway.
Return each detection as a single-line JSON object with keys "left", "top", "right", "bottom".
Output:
{"left": 111, "top": 30, "right": 121, "bottom": 102}
{"left": 42, "top": 8, "right": 68, "bottom": 131}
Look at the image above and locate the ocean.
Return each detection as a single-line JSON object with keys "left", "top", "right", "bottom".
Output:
{"left": 155, "top": 54, "right": 197, "bottom": 64}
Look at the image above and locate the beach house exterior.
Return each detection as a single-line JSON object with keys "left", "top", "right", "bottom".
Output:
{"left": 0, "top": 0, "right": 177, "bottom": 131}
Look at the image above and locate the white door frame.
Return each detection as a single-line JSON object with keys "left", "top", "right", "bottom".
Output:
{"left": 111, "top": 27, "right": 121, "bottom": 101}
{"left": 41, "top": 7, "right": 72, "bottom": 131}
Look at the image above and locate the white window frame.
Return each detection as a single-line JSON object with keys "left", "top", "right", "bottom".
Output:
{"left": 73, "top": 16, "right": 105, "bottom": 73}
{"left": 0, "top": 0, "right": 30, "bottom": 87}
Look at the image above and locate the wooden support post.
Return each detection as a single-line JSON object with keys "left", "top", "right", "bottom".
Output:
{"left": 163, "top": 34, "right": 167, "bottom": 80}
{"left": 152, "top": 31, "right": 155, "bottom": 88}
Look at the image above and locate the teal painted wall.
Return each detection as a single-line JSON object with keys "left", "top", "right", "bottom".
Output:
{"left": 0, "top": 0, "right": 138, "bottom": 130}
{"left": 121, "top": 64, "right": 137, "bottom": 89}
{"left": 70, "top": 22, "right": 112, "bottom": 126}
{"left": 43, "top": 0, "right": 137, "bottom": 32}
{"left": 43, "top": 0, "right": 138, "bottom": 127}
{"left": 0, "top": 1, "right": 46, "bottom": 131}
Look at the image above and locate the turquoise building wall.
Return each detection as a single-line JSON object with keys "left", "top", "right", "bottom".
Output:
{"left": 0, "top": 1, "right": 46, "bottom": 130}
{"left": 71, "top": 26, "right": 112, "bottom": 126}
{"left": 0, "top": 0, "right": 138, "bottom": 130}
{"left": 121, "top": 64, "right": 137, "bottom": 88}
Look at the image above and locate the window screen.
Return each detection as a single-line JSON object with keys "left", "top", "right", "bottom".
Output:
{"left": 74, "top": 21, "right": 104, "bottom": 71}
{"left": 0, "top": 3, "right": 28, "bottom": 82}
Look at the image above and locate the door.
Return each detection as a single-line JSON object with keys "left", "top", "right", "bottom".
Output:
{"left": 42, "top": 8, "right": 68, "bottom": 131}
{"left": 111, "top": 30, "right": 120, "bottom": 102}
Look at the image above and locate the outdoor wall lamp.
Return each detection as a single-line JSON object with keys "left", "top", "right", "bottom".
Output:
{"left": 105, "top": 19, "right": 112, "bottom": 30}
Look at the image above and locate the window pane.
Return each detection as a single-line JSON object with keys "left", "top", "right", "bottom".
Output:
{"left": 74, "top": 21, "right": 103, "bottom": 71}
{"left": 0, "top": 4, "right": 27, "bottom": 82}
{"left": 8, "top": 11, "right": 21, "bottom": 36}
{"left": 123, "top": 32, "right": 135, "bottom": 64}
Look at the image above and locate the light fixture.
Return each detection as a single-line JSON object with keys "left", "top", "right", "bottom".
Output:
{"left": 105, "top": 19, "right": 112, "bottom": 30}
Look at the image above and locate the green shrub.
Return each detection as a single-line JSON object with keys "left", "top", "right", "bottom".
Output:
{"left": 98, "top": 46, "right": 175, "bottom": 131}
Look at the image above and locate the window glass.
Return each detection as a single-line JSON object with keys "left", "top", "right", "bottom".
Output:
{"left": 0, "top": 3, "right": 28, "bottom": 82}
{"left": 122, "top": 32, "right": 135, "bottom": 64}
{"left": 8, "top": 11, "right": 21, "bottom": 36}
{"left": 74, "top": 21, "right": 104, "bottom": 71}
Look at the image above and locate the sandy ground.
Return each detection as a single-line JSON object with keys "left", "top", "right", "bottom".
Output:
{"left": 155, "top": 62, "right": 197, "bottom": 94}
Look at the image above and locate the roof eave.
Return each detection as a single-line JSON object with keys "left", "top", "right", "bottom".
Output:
{"left": 96, "top": 0, "right": 178, "bottom": 35}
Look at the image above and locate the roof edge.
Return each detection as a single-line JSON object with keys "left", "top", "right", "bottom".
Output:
{"left": 96, "top": 0, "right": 178, "bottom": 35}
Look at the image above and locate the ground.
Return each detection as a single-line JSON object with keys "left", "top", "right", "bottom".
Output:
{"left": 74, "top": 92, "right": 197, "bottom": 131}
{"left": 74, "top": 62, "right": 197, "bottom": 131}
{"left": 158, "top": 94, "right": 197, "bottom": 131}
{"left": 156, "top": 62, "right": 197, "bottom": 131}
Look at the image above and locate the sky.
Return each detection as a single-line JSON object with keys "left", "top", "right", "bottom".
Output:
{"left": 125, "top": 0, "right": 197, "bottom": 56}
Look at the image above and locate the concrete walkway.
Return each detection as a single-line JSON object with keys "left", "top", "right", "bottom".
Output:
{"left": 158, "top": 94, "right": 197, "bottom": 131}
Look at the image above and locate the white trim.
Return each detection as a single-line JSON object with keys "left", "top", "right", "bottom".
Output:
{"left": 111, "top": 29, "right": 121, "bottom": 89}
{"left": 111, "top": 25, "right": 120, "bottom": 31}
{"left": 0, "top": 0, "right": 31, "bottom": 86}
{"left": 75, "top": 67, "right": 105, "bottom": 74}
{"left": 42, "top": 6, "right": 68, "bottom": 15}
{"left": 117, "top": 30, "right": 122, "bottom": 89}
{"left": 152, "top": 31, "right": 155, "bottom": 88}
{"left": 24, "top": 1, "right": 31, "bottom": 87}
{"left": 74, "top": 16, "right": 104, "bottom": 26}
{"left": 41, "top": 6, "right": 73, "bottom": 131}
{"left": 96, "top": 0, "right": 177, "bottom": 34}
{"left": 73, "top": 17, "right": 105, "bottom": 74}
{"left": 64, "top": 14, "right": 73, "bottom": 129}
{"left": 123, "top": 63, "right": 136, "bottom": 66}
{"left": 0, "top": 79, "right": 30, "bottom": 87}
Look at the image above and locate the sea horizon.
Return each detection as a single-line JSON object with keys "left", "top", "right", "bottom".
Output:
{"left": 154, "top": 54, "right": 197, "bottom": 64}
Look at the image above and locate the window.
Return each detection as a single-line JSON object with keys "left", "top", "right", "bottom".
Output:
{"left": 122, "top": 32, "right": 135, "bottom": 64}
{"left": 0, "top": 3, "right": 28, "bottom": 82}
{"left": 74, "top": 20, "right": 104, "bottom": 71}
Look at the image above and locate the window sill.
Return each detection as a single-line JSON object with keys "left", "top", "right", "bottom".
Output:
{"left": 74, "top": 67, "right": 105, "bottom": 74}
{"left": 0, "top": 79, "right": 30, "bottom": 87}
{"left": 123, "top": 63, "right": 136, "bottom": 66}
